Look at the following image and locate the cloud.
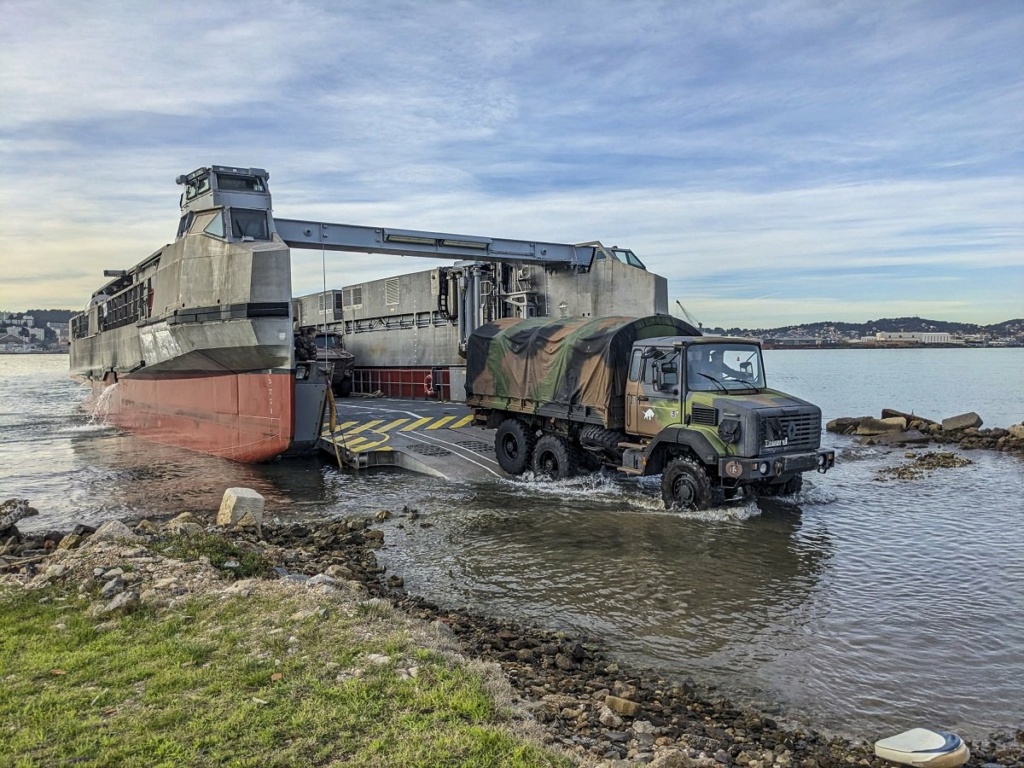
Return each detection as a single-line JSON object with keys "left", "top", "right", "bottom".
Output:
{"left": 0, "top": 1, "right": 1021, "bottom": 325}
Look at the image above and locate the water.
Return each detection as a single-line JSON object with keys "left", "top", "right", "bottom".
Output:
{"left": 1, "top": 350, "right": 1023, "bottom": 740}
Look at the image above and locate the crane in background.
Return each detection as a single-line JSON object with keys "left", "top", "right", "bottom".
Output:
{"left": 675, "top": 300, "right": 703, "bottom": 331}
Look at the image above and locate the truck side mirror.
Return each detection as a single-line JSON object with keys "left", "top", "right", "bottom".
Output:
{"left": 656, "top": 361, "right": 679, "bottom": 389}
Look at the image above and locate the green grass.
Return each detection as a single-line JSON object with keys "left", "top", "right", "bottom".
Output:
{"left": 150, "top": 533, "right": 274, "bottom": 579}
{"left": 0, "top": 584, "right": 568, "bottom": 767}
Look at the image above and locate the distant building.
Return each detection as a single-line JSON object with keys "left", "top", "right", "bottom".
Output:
{"left": 0, "top": 333, "right": 29, "bottom": 350}
{"left": 876, "top": 332, "right": 951, "bottom": 344}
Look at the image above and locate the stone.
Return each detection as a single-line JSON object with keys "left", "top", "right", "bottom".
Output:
{"left": 599, "top": 705, "right": 624, "bottom": 728}
{"left": 941, "top": 411, "right": 983, "bottom": 431}
{"left": 134, "top": 519, "right": 161, "bottom": 535}
{"left": 217, "top": 488, "right": 265, "bottom": 527}
{"left": 100, "top": 577, "right": 125, "bottom": 598}
{"left": 91, "top": 520, "right": 141, "bottom": 543}
{"left": 102, "top": 590, "right": 140, "bottom": 615}
{"left": 1009, "top": 424, "right": 1024, "bottom": 439}
{"left": 56, "top": 534, "right": 83, "bottom": 550}
{"left": 165, "top": 513, "right": 204, "bottom": 536}
{"left": 605, "top": 694, "right": 641, "bottom": 717}
{"left": 861, "top": 429, "right": 931, "bottom": 446}
{"left": 855, "top": 416, "right": 906, "bottom": 435}
{"left": 235, "top": 511, "right": 262, "bottom": 530}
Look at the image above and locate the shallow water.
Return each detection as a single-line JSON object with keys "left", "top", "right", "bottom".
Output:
{"left": 1, "top": 350, "right": 1022, "bottom": 740}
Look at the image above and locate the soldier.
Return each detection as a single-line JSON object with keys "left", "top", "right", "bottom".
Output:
{"left": 706, "top": 348, "right": 744, "bottom": 380}
{"left": 295, "top": 327, "right": 318, "bottom": 362}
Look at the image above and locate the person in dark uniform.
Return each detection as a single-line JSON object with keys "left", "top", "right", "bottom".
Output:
{"left": 295, "top": 327, "right": 318, "bottom": 362}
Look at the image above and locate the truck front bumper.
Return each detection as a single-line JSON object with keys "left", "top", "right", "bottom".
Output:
{"left": 718, "top": 448, "right": 835, "bottom": 481}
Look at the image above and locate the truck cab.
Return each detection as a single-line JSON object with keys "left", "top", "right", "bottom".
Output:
{"left": 624, "top": 336, "right": 834, "bottom": 508}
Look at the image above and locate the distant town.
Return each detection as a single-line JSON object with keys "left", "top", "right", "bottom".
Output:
{"left": 2, "top": 309, "right": 1023, "bottom": 353}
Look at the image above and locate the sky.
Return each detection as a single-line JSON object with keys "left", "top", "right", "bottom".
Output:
{"left": 1, "top": 0, "right": 1021, "bottom": 329}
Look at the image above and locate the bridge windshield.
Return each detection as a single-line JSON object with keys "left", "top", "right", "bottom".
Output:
{"left": 217, "top": 173, "right": 266, "bottom": 193}
{"left": 610, "top": 248, "right": 646, "bottom": 268}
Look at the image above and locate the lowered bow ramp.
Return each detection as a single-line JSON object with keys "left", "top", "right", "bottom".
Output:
{"left": 320, "top": 399, "right": 502, "bottom": 480}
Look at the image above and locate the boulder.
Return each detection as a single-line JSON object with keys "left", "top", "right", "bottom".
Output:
{"left": 942, "top": 412, "right": 983, "bottom": 431}
{"left": 855, "top": 416, "right": 906, "bottom": 435}
{"left": 217, "top": 488, "right": 265, "bottom": 527}
{"left": 165, "top": 512, "right": 205, "bottom": 537}
{"left": 605, "top": 694, "right": 641, "bottom": 717}
{"left": 1009, "top": 424, "right": 1024, "bottom": 440}
{"left": 860, "top": 429, "right": 931, "bottom": 446}
{"left": 882, "top": 408, "right": 938, "bottom": 426}
{"left": 91, "top": 520, "right": 141, "bottom": 543}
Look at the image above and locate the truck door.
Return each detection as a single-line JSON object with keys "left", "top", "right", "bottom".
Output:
{"left": 626, "top": 347, "right": 682, "bottom": 439}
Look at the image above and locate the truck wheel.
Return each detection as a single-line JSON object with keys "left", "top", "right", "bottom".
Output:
{"left": 334, "top": 379, "right": 353, "bottom": 398}
{"left": 495, "top": 419, "right": 535, "bottom": 475}
{"left": 532, "top": 435, "right": 578, "bottom": 479}
{"left": 661, "top": 457, "right": 714, "bottom": 511}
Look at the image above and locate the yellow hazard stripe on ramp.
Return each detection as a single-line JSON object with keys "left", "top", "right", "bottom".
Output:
{"left": 449, "top": 415, "right": 474, "bottom": 429}
{"left": 347, "top": 419, "right": 384, "bottom": 435}
{"left": 378, "top": 418, "right": 411, "bottom": 432}
{"left": 400, "top": 417, "right": 433, "bottom": 432}
{"left": 425, "top": 415, "right": 456, "bottom": 430}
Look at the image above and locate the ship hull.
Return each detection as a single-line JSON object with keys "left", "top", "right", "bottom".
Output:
{"left": 86, "top": 370, "right": 298, "bottom": 462}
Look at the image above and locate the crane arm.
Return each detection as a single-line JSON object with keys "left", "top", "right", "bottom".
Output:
{"left": 275, "top": 219, "right": 594, "bottom": 268}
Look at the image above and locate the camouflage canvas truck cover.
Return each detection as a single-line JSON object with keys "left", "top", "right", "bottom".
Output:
{"left": 466, "top": 314, "right": 698, "bottom": 428}
{"left": 466, "top": 314, "right": 835, "bottom": 511}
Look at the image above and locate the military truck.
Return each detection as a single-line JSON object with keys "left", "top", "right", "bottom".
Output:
{"left": 465, "top": 315, "right": 835, "bottom": 510}
{"left": 294, "top": 328, "right": 355, "bottom": 397}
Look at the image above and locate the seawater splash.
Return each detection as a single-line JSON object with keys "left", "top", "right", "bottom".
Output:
{"left": 88, "top": 381, "right": 119, "bottom": 425}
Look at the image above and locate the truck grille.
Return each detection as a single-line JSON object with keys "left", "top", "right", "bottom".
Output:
{"left": 759, "top": 412, "right": 820, "bottom": 453}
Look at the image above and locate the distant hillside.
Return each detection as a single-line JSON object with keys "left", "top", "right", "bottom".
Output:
{"left": 718, "top": 316, "right": 1024, "bottom": 338}
{"left": 25, "top": 309, "right": 77, "bottom": 325}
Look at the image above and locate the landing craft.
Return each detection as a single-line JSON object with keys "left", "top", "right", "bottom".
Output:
{"left": 71, "top": 165, "right": 666, "bottom": 461}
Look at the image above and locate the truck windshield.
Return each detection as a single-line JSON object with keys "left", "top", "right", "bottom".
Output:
{"left": 686, "top": 343, "right": 765, "bottom": 391}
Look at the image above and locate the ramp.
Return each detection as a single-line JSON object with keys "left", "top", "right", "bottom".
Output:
{"left": 319, "top": 398, "right": 504, "bottom": 481}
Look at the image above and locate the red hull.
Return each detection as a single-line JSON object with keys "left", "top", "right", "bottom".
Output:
{"left": 88, "top": 371, "right": 296, "bottom": 462}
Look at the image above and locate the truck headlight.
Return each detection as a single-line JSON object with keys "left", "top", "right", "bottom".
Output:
{"left": 758, "top": 461, "right": 770, "bottom": 475}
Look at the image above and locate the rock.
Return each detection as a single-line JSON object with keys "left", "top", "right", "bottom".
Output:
{"left": 235, "top": 511, "right": 262, "bottom": 531}
{"left": 855, "top": 417, "right": 906, "bottom": 435}
{"left": 0, "top": 499, "right": 38, "bottom": 530}
{"left": 134, "top": 519, "right": 161, "bottom": 535}
{"left": 56, "top": 534, "right": 83, "bottom": 550}
{"left": 860, "top": 429, "right": 931, "bottom": 446}
{"left": 217, "top": 488, "right": 265, "bottom": 527}
{"left": 165, "top": 512, "right": 204, "bottom": 536}
{"left": 91, "top": 520, "right": 141, "bottom": 543}
{"left": 102, "top": 590, "right": 140, "bottom": 615}
{"left": 881, "top": 408, "right": 937, "bottom": 426}
{"left": 605, "top": 694, "right": 641, "bottom": 717}
{"left": 1009, "top": 424, "right": 1024, "bottom": 439}
{"left": 599, "top": 705, "right": 624, "bottom": 728}
{"left": 100, "top": 577, "right": 126, "bottom": 598}
{"left": 650, "top": 749, "right": 693, "bottom": 768}
{"left": 942, "top": 412, "right": 983, "bottom": 431}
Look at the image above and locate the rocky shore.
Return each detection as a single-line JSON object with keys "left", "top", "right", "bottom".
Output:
{"left": 3, "top": 499, "right": 1022, "bottom": 767}
{"left": 826, "top": 409, "right": 1024, "bottom": 456}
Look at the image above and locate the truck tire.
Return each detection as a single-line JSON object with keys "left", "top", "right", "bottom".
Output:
{"left": 532, "top": 434, "right": 578, "bottom": 479}
{"left": 334, "top": 379, "right": 353, "bottom": 398}
{"left": 661, "top": 456, "right": 714, "bottom": 511}
{"left": 579, "top": 425, "right": 626, "bottom": 460}
{"left": 495, "top": 419, "right": 535, "bottom": 475}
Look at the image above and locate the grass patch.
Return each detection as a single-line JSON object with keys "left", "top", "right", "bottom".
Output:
{"left": 151, "top": 533, "right": 274, "bottom": 579}
{"left": 0, "top": 584, "right": 567, "bottom": 767}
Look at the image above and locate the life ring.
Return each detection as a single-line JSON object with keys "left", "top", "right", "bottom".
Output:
{"left": 423, "top": 372, "right": 436, "bottom": 398}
